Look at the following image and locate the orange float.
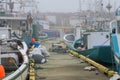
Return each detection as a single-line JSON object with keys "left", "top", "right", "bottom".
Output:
{"left": 31, "top": 38, "right": 36, "bottom": 42}
{"left": 0, "top": 64, "right": 5, "bottom": 78}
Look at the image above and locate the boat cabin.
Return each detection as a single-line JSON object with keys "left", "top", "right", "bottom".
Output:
{"left": 82, "top": 31, "right": 110, "bottom": 49}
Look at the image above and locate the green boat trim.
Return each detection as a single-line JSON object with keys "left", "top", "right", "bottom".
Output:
{"left": 70, "top": 38, "right": 115, "bottom": 64}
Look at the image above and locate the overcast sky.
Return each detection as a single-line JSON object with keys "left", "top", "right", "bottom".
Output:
{"left": 36, "top": 0, "right": 120, "bottom": 12}
{"left": 37, "top": 0, "right": 78, "bottom": 12}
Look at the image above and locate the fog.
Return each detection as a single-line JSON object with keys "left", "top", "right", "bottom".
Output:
{"left": 37, "top": 0, "right": 120, "bottom": 12}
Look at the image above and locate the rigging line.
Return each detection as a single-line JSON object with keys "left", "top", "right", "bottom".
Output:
{"left": 100, "top": 38, "right": 110, "bottom": 46}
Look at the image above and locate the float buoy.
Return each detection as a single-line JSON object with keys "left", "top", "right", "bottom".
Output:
{"left": 0, "top": 64, "right": 5, "bottom": 78}
{"left": 31, "top": 38, "right": 36, "bottom": 42}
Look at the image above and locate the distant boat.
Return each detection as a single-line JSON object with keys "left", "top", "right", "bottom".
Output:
{"left": 39, "top": 32, "right": 48, "bottom": 39}
{"left": 64, "top": 26, "right": 81, "bottom": 47}
{"left": 63, "top": 33, "right": 75, "bottom": 43}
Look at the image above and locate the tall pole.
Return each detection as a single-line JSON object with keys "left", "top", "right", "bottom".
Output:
{"left": 106, "top": 0, "right": 112, "bottom": 15}
{"left": 79, "top": 0, "right": 81, "bottom": 12}
{"left": 78, "top": 0, "right": 81, "bottom": 25}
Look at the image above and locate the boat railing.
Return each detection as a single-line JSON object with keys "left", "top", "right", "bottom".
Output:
{"left": 2, "top": 41, "right": 29, "bottom": 80}
{"left": 110, "top": 20, "right": 117, "bottom": 34}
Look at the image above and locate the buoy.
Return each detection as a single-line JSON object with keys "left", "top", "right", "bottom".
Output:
{"left": 31, "top": 38, "right": 36, "bottom": 42}
{"left": 0, "top": 64, "right": 5, "bottom": 78}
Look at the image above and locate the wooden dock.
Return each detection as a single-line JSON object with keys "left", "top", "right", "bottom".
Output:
{"left": 35, "top": 38, "right": 109, "bottom": 80}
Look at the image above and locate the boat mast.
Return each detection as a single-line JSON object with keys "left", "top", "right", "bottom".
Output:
{"left": 78, "top": 0, "right": 81, "bottom": 25}
{"left": 79, "top": 0, "right": 81, "bottom": 12}
{"left": 106, "top": 0, "right": 112, "bottom": 15}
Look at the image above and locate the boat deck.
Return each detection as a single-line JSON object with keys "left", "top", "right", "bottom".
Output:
{"left": 35, "top": 38, "right": 109, "bottom": 80}
{"left": 1, "top": 43, "right": 19, "bottom": 53}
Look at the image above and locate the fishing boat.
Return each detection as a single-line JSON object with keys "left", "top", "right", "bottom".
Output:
{"left": 63, "top": 26, "right": 81, "bottom": 48}
{"left": 64, "top": 25, "right": 114, "bottom": 64}
{"left": 63, "top": 33, "right": 75, "bottom": 43}
{"left": 0, "top": 23, "right": 29, "bottom": 80}
{"left": 72, "top": 30, "right": 114, "bottom": 64}
{"left": 63, "top": 7, "right": 120, "bottom": 79}
{"left": 111, "top": 7, "right": 120, "bottom": 74}
{"left": 2, "top": 39, "right": 29, "bottom": 80}
{"left": 0, "top": 1, "right": 33, "bottom": 79}
{"left": 0, "top": 14, "right": 50, "bottom": 80}
{"left": 39, "top": 32, "right": 48, "bottom": 39}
